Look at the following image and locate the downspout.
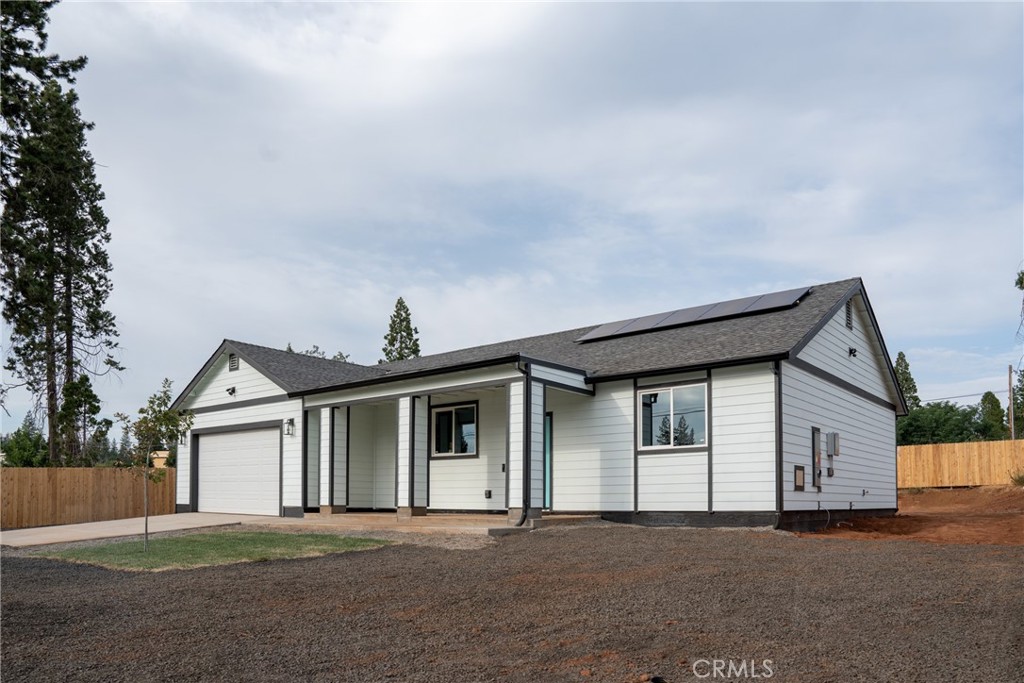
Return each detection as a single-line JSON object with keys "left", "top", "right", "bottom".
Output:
{"left": 515, "top": 359, "right": 532, "bottom": 527}
{"left": 772, "top": 360, "right": 784, "bottom": 530}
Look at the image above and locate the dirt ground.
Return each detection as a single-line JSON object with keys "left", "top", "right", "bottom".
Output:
{"left": 804, "top": 485, "right": 1024, "bottom": 545}
{"left": 3, "top": 522, "right": 1023, "bottom": 683}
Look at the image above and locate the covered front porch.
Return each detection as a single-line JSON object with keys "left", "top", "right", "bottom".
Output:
{"left": 299, "top": 360, "right": 592, "bottom": 525}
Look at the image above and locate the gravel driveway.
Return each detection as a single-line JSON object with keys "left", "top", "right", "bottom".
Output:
{"left": 2, "top": 525, "right": 1021, "bottom": 682}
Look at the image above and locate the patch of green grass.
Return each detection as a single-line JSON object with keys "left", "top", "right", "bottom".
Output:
{"left": 40, "top": 531, "right": 389, "bottom": 571}
{"left": 1010, "top": 470, "right": 1024, "bottom": 487}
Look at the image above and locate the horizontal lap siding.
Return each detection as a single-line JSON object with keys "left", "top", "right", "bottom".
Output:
{"left": 710, "top": 364, "right": 776, "bottom": 512}
{"left": 347, "top": 404, "right": 375, "bottom": 508}
{"left": 333, "top": 409, "right": 347, "bottom": 505}
{"left": 413, "top": 397, "right": 428, "bottom": 508}
{"left": 374, "top": 403, "right": 397, "bottom": 508}
{"left": 305, "top": 409, "right": 320, "bottom": 508}
{"left": 638, "top": 452, "right": 708, "bottom": 511}
{"left": 547, "top": 380, "right": 633, "bottom": 511}
{"left": 507, "top": 382, "right": 524, "bottom": 508}
{"left": 177, "top": 399, "right": 301, "bottom": 507}
{"left": 429, "top": 387, "right": 507, "bottom": 511}
{"left": 796, "top": 295, "right": 892, "bottom": 402}
{"left": 187, "top": 356, "right": 284, "bottom": 409}
{"left": 532, "top": 365, "right": 588, "bottom": 392}
{"left": 782, "top": 362, "right": 897, "bottom": 511}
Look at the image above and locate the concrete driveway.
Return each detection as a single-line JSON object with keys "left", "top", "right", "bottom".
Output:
{"left": 0, "top": 513, "right": 270, "bottom": 548}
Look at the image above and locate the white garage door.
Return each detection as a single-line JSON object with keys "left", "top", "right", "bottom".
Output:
{"left": 198, "top": 429, "right": 279, "bottom": 516}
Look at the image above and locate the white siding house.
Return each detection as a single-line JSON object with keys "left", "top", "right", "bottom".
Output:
{"left": 173, "top": 278, "right": 905, "bottom": 529}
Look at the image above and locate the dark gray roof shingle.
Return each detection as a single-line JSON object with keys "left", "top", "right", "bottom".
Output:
{"left": 223, "top": 340, "right": 386, "bottom": 394}
{"left": 365, "top": 278, "right": 858, "bottom": 387}
{"left": 177, "top": 278, "right": 864, "bottom": 407}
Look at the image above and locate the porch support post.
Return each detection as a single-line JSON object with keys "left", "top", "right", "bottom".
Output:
{"left": 397, "top": 396, "right": 428, "bottom": 518}
{"left": 507, "top": 377, "right": 544, "bottom": 524}
{"left": 320, "top": 407, "right": 346, "bottom": 515}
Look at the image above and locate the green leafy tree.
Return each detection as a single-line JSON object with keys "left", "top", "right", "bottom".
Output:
{"left": 976, "top": 391, "right": 1008, "bottom": 441}
{"left": 115, "top": 379, "right": 193, "bottom": 550}
{"left": 380, "top": 297, "right": 421, "bottom": 363}
{"left": 893, "top": 351, "right": 921, "bottom": 411}
{"left": 896, "top": 401, "right": 980, "bottom": 446}
{"left": 1, "top": 0, "right": 86, "bottom": 193}
{"left": 2, "top": 80, "right": 121, "bottom": 464}
{"left": 0, "top": 412, "right": 48, "bottom": 466}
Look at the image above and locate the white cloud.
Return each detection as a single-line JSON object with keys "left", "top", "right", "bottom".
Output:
{"left": 3, "top": 1, "right": 1020, "bottom": 428}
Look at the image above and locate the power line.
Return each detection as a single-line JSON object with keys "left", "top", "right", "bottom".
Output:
{"left": 921, "top": 389, "right": 1008, "bottom": 402}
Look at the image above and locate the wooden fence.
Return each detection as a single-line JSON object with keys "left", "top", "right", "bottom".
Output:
{"left": 897, "top": 440, "right": 1024, "bottom": 488}
{"left": 1, "top": 467, "right": 176, "bottom": 530}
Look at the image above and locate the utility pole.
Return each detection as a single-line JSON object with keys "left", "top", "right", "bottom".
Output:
{"left": 1010, "top": 365, "right": 1016, "bottom": 440}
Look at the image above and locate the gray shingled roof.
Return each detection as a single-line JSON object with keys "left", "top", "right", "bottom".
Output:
{"left": 224, "top": 340, "right": 386, "bottom": 394}
{"left": 300, "top": 277, "right": 862, "bottom": 392}
{"left": 178, "top": 278, "right": 866, "bottom": 407}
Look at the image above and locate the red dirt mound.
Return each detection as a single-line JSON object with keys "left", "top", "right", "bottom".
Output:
{"left": 801, "top": 486, "right": 1024, "bottom": 546}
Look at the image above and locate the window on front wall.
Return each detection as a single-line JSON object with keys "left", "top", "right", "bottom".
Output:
{"left": 432, "top": 404, "right": 477, "bottom": 456}
{"left": 638, "top": 384, "right": 707, "bottom": 449}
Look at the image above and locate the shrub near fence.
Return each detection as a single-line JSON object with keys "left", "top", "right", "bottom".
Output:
{"left": 0, "top": 467, "right": 176, "bottom": 530}
{"left": 897, "top": 440, "right": 1024, "bottom": 488}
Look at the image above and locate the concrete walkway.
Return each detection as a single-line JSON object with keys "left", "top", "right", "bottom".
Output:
{"left": 1, "top": 511, "right": 599, "bottom": 548}
{"left": 0, "top": 513, "right": 267, "bottom": 548}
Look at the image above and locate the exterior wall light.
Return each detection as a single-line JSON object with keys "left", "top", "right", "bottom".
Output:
{"left": 226, "top": 386, "right": 236, "bottom": 396}
{"left": 284, "top": 418, "right": 295, "bottom": 436}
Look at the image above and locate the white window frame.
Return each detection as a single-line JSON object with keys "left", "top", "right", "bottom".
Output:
{"left": 636, "top": 382, "right": 708, "bottom": 451}
{"left": 430, "top": 403, "right": 478, "bottom": 457}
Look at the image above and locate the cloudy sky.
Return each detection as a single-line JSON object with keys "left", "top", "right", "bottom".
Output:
{"left": 3, "top": 1, "right": 1022, "bottom": 427}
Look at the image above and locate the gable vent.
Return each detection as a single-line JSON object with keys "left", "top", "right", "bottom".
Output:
{"left": 845, "top": 300, "right": 853, "bottom": 330}
{"left": 228, "top": 353, "right": 239, "bottom": 371}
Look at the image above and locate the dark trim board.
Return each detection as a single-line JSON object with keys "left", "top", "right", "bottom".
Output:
{"left": 428, "top": 399, "right": 481, "bottom": 460}
{"left": 602, "top": 511, "right": 778, "bottom": 528}
{"left": 186, "top": 421, "right": 285, "bottom": 516}
{"left": 427, "top": 508, "right": 508, "bottom": 515}
{"left": 533, "top": 377, "right": 594, "bottom": 396}
{"left": 773, "top": 361, "right": 784, "bottom": 515}
{"left": 787, "top": 357, "right": 898, "bottom": 411}
{"left": 189, "top": 394, "right": 291, "bottom": 415}
{"left": 191, "top": 420, "right": 283, "bottom": 435}
{"left": 592, "top": 355, "right": 786, "bottom": 386}
{"left": 706, "top": 373, "right": 713, "bottom": 513}
{"left": 282, "top": 506, "right": 304, "bottom": 518}
{"left": 779, "top": 508, "right": 897, "bottom": 532}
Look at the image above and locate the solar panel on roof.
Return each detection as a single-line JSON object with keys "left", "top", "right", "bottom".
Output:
{"left": 576, "top": 318, "right": 638, "bottom": 343}
{"left": 695, "top": 294, "right": 762, "bottom": 321}
{"left": 652, "top": 303, "right": 716, "bottom": 329}
{"left": 575, "top": 285, "right": 813, "bottom": 344}
{"left": 745, "top": 286, "right": 810, "bottom": 313}
{"left": 615, "top": 311, "right": 676, "bottom": 335}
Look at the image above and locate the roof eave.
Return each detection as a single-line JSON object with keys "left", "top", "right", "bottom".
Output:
{"left": 586, "top": 353, "right": 790, "bottom": 385}
{"left": 292, "top": 354, "right": 526, "bottom": 398}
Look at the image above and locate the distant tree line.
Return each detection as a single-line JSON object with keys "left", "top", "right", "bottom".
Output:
{"left": 0, "top": 410, "right": 178, "bottom": 468}
{"left": 895, "top": 351, "right": 1021, "bottom": 446}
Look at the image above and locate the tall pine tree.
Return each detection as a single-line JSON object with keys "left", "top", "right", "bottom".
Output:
{"left": 380, "top": 297, "right": 421, "bottom": 363}
{"left": 893, "top": 351, "right": 921, "bottom": 411}
{"left": 1, "top": 81, "right": 120, "bottom": 464}
{"left": 1, "top": 0, "right": 86, "bottom": 195}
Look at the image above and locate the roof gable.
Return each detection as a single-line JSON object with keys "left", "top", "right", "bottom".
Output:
{"left": 174, "top": 277, "right": 904, "bottom": 410}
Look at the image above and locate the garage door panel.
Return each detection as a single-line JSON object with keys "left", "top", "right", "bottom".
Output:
{"left": 198, "top": 429, "right": 279, "bottom": 516}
